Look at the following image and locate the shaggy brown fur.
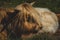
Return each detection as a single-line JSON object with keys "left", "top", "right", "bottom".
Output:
{"left": 0, "top": 3, "right": 42, "bottom": 39}
{"left": 0, "top": 8, "right": 20, "bottom": 40}
{"left": 0, "top": 8, "right": 7, "bottom": 23}
{"left": 0, "top": 8, "right": 7, "bottom": 40}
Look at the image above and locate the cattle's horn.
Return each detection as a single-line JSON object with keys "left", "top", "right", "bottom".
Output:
{"left": 30, "top": 2, "right": 35, "bottom": 5}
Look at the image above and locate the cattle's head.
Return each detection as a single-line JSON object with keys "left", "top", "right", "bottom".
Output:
{"left": 15, "top": 3, "right": 42, "bottom": 34}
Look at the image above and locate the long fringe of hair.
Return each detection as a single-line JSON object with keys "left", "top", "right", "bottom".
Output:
{"left": 10, "top": 3, "right": 42, "bottom": 36}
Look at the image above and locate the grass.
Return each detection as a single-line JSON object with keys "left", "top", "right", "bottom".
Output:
{"left": 0, "top": 30, "right": 59, "bottom": 40}
{"left": 5, "top": 33, "right": 58, "bottom": 40}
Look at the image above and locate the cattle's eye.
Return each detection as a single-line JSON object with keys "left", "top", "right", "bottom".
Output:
{"left": 27, "top": 14, "right": 31, "bottom": 22}
{"left": 31, "top": 17, "right": 36, "bottom": 23}
{"left": 27, "top": 14, "right": 36, "bottom": 23}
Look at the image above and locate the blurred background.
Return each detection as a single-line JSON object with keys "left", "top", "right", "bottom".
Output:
{"left": 0, "top": 0, "right": 60, "bottom": 13}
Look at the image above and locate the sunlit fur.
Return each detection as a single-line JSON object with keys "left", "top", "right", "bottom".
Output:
{"left": 34, "top": 8, "right": 59, "bottom": 33}
{"left": 15, "top": 3, "right": 42, "bottom": 28}
{"left": 15, "top": 3, "right": 59, "bottom": 34}
{"left": 0, "top": 8, "right": 7, "bottom": 23}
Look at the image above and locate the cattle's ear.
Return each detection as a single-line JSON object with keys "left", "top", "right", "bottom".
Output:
{"left": 30, "top": 2, "right": 35, "bottom": 6}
